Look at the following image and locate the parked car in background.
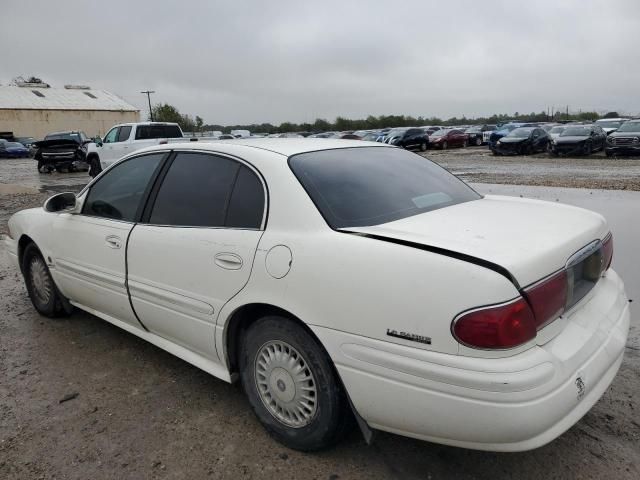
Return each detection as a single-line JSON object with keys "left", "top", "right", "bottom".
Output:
{"left": 491, "top": 127, "right": 550, "bottom": 155}
{"left": 230, "top": 129, "right": 251, "bottom": 138}
{"left": 488, "top": 123, "right": 534, "bottom": 151}
{"left": 548, "top": 125, "right": 566, "bottom": 142}
{"left": 361, "top": 131, "right": 384, "bottom": 142}
{"left": 385, "top": 128, "right": 429, "bottom": 151}
{"left": 429, "top": 128, "right": 468, "bottom": 149}
{"left": 605, "top": 119, "right": 640, "bottom": 157}
{"left": 595, "top": 118, "right": 629, "bottom": 135}
{"left": 550, "top": 125, "right": 607, "bottom": 156}
{"left": 0, "top": 141, "right": 30, "bottom": 158}
{"left": 6, "top": 139, "right": 628, "bottom": 453}
{"left": 90, "top": 122, "right": 185, "bottom": 176}
{"left": 33, "top": 131, "right": 91, "bottom": 172}
{"left": 218, "top": 134, "right": 236, "bottom": 140}
{"left": 421, "top": 126, "right": 443, "bottom": 135}
{"left": 465, "top": 125, "right": 496, "bottom": 146}
{"left": 15, "top": 136, "right": 38, "bottom": 156}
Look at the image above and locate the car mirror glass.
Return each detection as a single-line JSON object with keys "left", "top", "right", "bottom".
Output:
{"left": 43, "top": 192, "right": 77, "bottom": 213}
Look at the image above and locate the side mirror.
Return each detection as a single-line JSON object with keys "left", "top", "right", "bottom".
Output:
{"left": 44, "top": 192, "right": 77, "bottom": 213}
{"left": 94, "top": 137, "right": 103, "bottom": 147}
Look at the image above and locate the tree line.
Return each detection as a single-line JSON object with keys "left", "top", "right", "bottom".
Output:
{"left": 151, "top": 104, "right": 622, "bottom": 134}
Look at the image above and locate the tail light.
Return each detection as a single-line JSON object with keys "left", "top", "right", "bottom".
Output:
{"left": 453, "top": 233, "right": 613, "bottom": 350}
{"left": 452, "top": 298, "right": 536, "bottom": 349}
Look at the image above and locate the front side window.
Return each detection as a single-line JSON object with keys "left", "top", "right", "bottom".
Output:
{"left": 149, "top": 153, "right": 240, "bottom": 227}
{"left": 103, "top": 127, "right": 119, "bottom": 144}
{"left": 289, "top": 147, "right": 480, "bottom": 229}
{"left": 82, "top": 153, "right": 164, "bottom": 221}
{"left": 117, "top": 126, "right": 132, "bottom": 142}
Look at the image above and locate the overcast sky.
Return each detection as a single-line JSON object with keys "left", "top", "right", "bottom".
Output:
{"left": 3, "top": 0, "right": 639, "bottom": 125}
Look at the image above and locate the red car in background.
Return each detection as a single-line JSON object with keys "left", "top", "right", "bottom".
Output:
{"left": 429, "top": 128, "right": 469, "bottom": 149}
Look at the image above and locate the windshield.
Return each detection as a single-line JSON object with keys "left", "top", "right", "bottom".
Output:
{"left": 289, "top": 147, "right": 480, "bottom": 229}
{"left": 6, "top": 142, "right": 24, "bottom": 147}
{"left": 466, "top": 127, "right": 482, "bottom": 133}
{"left": 506, "top": 128, "right": 534, "bottom": 138}
{"left": 550, "top": 126, "right": 565, "bottom": 134}
{"left": 386, "top": 128, "right": 407, "bottom": 137}
{"left": 499, "top": 124, "right": 520, "bottom": 132}
{"left": 45, "top": 132, "right": 82, "bottom": 142}
{"left": 430, "top": 129, "right": 449, "bottom": 137}
{"left": 561, "top": 127, "right": 590, "bottom": 137}
{"left": 596, "top": 120, "right": 624, "bottom": 129}
{"left": 616, "top": 122, "right": 640, "bottom": 133}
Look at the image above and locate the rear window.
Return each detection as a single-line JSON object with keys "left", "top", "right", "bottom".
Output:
{"left": 289, "top": 147, "right": 480, "bottom": 229}
{"left": 135, "top": 124, "right": 182, "bottom": 140}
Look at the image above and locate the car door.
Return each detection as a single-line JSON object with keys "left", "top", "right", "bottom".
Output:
{"left": 126, "top": 151, "right": 266, "bottom": 359}
{"left": 109, "top": 125, "right": 133, "bottom": 162}
{"left": 98, "top": 126, "right": 120, "bottom": 167}
{"left": 51, "top": 152, "right": 166, "bottom": 328}
{"left": 404, "top": 129, "right": 418, "bottom": 148}
{"left": 531, "top": 128, "right": 543, "bottom": 151}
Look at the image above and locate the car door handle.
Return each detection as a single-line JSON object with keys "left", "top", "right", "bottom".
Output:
{"left": 105, "top": 235, "right": 122, "bottom": 249}
{"left": 214, "top": 253, "right": 243, "bottom": 270}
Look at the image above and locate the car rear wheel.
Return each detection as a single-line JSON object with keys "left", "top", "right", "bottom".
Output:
{"left": 419, "top": 142, "right": 427, "bottom": 152}
{"left": 462, "top": 140, "right": 468, "bottom": 148}
{"left": 441, "top": 141, "right": 448, "bottom": 150}
{"left": 239, "top": 316, "right": 352, "bottom": 451}
{"left": 22, "top": 243, "right": 71, "bottom": 317}
{"left": 475, "top": 137, "right": 482, "bottom": 146}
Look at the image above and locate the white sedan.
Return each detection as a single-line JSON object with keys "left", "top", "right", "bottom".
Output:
{"left": 5, "top": 139, "right": 629, "bottom": 452}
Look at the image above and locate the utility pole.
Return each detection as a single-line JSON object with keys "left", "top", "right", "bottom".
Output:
{"left": 141, "top": 90, "right": 155, "bottom": 121}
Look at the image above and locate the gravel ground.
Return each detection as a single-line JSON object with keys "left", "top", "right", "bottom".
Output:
{"left": 422, "top": 146, "right": 640, "bottom": 190}
{"left": 1, "top": 156, "right": 639, "bottom": 479}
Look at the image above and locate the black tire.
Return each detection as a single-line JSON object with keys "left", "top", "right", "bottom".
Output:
{"left": 442, "top": 141, "right": 448, "bottom": 150}
{"left": 584, "top": 142, "right": 592, "bottom": 156}
{"left": 239, "top": 316, "right": 352, "bottom": 451}
{"left": 88, "top": 156, "right": 102, "bottom": 178}
{"left": 475, "top": 137, "right": 482, "bottom": 146}
{"left": 22, "top": 243, "right": 71, "bottom": 317}
{"left": 605, "top": 151, "right": 613, "bottom": 158}
{"left": 37, "top": 160, "right": 45, "bottom": 173}
{"left": 462, "top": 140, "right": 468, "bottom": 148}
{"left": 419, "top": 142, "right": 427, "bottom": 152}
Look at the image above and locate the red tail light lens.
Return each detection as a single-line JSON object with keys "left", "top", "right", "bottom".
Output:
{"left": 523, "top": 270, "right": 568, "bottom": 329}
{"left": 453, "top": 298, "right": 536, "bottom": 349}
{"left": 601, "top": 233, "right": 613, "bottom": 271}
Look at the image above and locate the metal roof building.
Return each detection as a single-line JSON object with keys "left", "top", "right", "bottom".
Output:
{"left": 0, "top": 84, "right": 140, "bottom": 139}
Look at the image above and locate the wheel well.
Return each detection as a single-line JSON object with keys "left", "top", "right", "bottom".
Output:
{"left": 224, "top": 303, "right": 321, "bottom": 378}
{"left": 17, "top": 235, "right": 35, "bottom": 272}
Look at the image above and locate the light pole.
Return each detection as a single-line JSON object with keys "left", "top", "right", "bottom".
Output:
{"left": 141, "top": 90, "right": 155, "bottom": 121}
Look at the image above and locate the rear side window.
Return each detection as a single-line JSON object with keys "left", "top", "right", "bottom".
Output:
{"left": 117, "top": 125, "right": 132, "bottom": 142}
{"left": 83, "top": 153, "right": 164, "bottom": 222}
{"left": 135, "top": 124, "right": 182, "bottom": 140}
{"left": 289, "top": 147, "right": 480, "bottom": 228}
{"left": 149, "top": 153, "right": 239, "bottom": 227}
{"left": 226, "top": 166, "right": 265, "bottom": 229}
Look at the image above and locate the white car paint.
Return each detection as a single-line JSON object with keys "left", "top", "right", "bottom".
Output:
{"left": 91, "top": 122, "right": 186, "bottom": 169}
{"left": 4, "top": 139, "right": 629, "bottom": 451}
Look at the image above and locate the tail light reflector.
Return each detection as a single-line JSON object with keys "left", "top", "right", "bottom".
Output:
{"left": 452, "top": 298, "right": 536, "bottom": 349}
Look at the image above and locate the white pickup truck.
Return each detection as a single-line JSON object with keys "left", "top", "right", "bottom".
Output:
{"left": 87, "top": 122, "right": 188, "bottom": 175}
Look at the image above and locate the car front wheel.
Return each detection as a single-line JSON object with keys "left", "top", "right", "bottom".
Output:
{"left": 239, "top": 316, "right": 352, "bottom": 451}
{"left": 22, "top": 243, "right": 71, "bottom": 317}
{"left": 475, "top": 137, "right": 482, "bottom": 146}
{"left": 419, "top": 141, "right": 427, "bottom": 151}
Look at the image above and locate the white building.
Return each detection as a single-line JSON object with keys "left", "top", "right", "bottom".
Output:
{"left": 0, "top": 83, "right": 140, "bottom": 139}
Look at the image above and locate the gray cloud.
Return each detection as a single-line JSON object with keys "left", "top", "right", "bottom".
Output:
{"left": 3, "top": 0, "right": 639, "bottom": 124}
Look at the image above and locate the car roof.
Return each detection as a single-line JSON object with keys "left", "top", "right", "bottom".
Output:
{"left": 133, "top": 138, "right": 392, "bottom": 157}
{"left": 595, "top": 118, "right": 628, "bottom": 122}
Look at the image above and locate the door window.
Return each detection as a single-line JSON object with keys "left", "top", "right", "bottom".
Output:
{"left": 149, "top": 153, "right": 240, "bottom": 227}
{"left": 103, "top": 127, "right": 119, "bottom": 144}
{"left": 226, "top": 166, "right": 266, "bottom": 229}
{"left": 82, "top": 153, "right": 164, "bottom": 222}
{"left": 117, "top": 125, "right": 132, "bottom": 142}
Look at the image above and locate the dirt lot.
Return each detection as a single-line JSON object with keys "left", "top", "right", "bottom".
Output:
{"left": 423, "top": 146, "right": 640, "bottom": 190}
{"left": 1, "top": 156, "right": 639, "bottom": 479}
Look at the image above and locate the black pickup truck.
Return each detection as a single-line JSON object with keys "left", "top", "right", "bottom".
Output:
{"left": 34, "top": 131, "right": 92, "bottom": 173}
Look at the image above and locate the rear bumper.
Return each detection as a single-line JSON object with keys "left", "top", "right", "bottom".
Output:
{"left": 313, "top": 270, "right": 629, "bottom": 451}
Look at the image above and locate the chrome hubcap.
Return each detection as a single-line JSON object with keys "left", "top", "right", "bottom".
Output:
{"left": 29, "top": 257, "right": 52, "bottom": 305}
{"left": 254, "top": 340, "right": 317, "bottom": 428}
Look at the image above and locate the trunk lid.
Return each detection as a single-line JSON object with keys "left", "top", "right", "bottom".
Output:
{"left": 341, "top": 195, "right": 608, "bottom": 287}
